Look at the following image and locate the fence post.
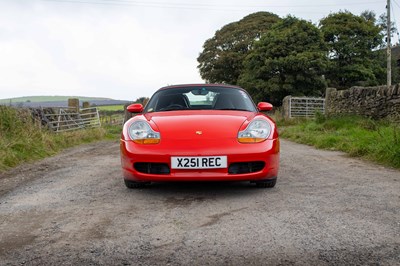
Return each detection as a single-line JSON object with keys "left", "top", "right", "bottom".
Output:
{"left": 282, "top": 96, "right": 291, "bottom": 119}
{"left": 68, "top": 98, "right": 80, "bottom": 112}
{"left": 306, "top": 98, "right": 309, "bottom": 118}
{"left": 325, "top": 88, "right": 337, "bottom": 116}
{"left": 124, "top": 103, "right": 134, "bottom": 123}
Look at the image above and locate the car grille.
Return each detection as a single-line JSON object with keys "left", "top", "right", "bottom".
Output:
{"left": 134, "top": 163, "right": 170, "bottom": 175}
{"left": 228, "top": 161, "right": 265, "bottom": 174}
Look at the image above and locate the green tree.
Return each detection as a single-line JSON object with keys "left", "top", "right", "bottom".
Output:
{"left": 320, "top": 11, "right": 384, "bottom": 88}
{"left": 360, "top": 10, "right": 377, "bottom": 23}
{"left": 197, "top": 12, "right": 280, "bottom": 85}
{"left": 377, "top": 13, "right": 397, "bottom": 46}
{"left": 238, "top": 16, "right": 328, "bottom": 105}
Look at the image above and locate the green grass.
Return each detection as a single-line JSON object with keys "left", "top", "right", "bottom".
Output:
{"left": 279, "top": 114, "right": 400, "bottom": 168}
{"left": 102, "top": 124, "right": 123, "bottom": 140}
{"left": 0, "top": 106, "right": 110, "bottom": 172}
{"left": 97, "top": 105, "right": 125, "bottom": 111}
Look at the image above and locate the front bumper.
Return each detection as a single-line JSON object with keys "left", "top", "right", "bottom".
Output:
{"left": 120, "top": 138, "right": 279, "bottom": 182}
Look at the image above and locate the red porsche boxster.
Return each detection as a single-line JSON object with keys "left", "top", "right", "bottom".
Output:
{"left": 120, "top": 84, "right": 279, "bottom": 188}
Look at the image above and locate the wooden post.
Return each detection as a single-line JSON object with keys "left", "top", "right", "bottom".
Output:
{"left": 124, "top": 103, "right": 133, "bottom": 123}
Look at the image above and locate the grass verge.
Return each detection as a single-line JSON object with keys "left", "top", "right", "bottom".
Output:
{"left": 278, "top": 114, "right": 400, "bottom": 168}
{"left": 0, "top": 106, "right": 114, "bottom": 172}
{"left": 102, "top": 123, "right": 123, "bottom": 140}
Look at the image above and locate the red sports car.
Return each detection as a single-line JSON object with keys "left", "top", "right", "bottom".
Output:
{"left": 120, "top": 84, "right": 279, "bottom": 188}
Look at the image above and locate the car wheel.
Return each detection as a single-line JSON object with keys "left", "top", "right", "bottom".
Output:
{"left": 124, "top": 179, "right": 149, "bottom": 189}
{"left": 255, "top": 179, "right": 276, "bottom": 188}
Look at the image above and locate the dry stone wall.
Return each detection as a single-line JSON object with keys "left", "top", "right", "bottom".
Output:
{"left": 325, "top": 85, "right": 400, "bottom": 121}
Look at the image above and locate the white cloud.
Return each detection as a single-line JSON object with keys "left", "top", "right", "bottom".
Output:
{"left": 0, "top": 0, "right": 388, "bottom": 100}
{"left": 0, "top": 39, "right": 82, "bottom": 93}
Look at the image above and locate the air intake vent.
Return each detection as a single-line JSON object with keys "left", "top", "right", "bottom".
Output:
{"left": 134, "top": 163, "right": 170, "bottom": 174}
{"left": 228, "top": 161, "right": 265, "bottom": 174}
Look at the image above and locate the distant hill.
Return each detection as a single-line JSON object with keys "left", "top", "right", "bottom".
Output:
{"left": 0, "top": 96, "right": 132, "bottom": 108}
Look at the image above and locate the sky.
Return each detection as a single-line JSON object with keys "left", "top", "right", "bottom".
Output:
{"left": 0, "top": 0, "right": 396, "bottom": 101}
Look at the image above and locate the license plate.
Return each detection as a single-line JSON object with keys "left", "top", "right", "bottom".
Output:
{"left": 171, "top": 156, "right": 227, "bottom": 169}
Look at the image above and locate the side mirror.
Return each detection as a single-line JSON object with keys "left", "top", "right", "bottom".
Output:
{"left": 127, "top": 103, "right": 144, "bottom": 113}
{"left": 257, "top": 102, "right": 273, "bottom": 111}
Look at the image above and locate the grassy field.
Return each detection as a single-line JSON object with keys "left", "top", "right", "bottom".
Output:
{"left": 0, "top": 106, "right": 109, "bottom": 172}
{"left": 279, "top": 114, "right": 400, "bottom": 168}
{"left": 97, "top": 105, "right": 125, "bottom": 111}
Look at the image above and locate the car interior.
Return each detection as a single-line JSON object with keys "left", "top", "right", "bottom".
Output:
{"left": 150, "top": 88, "right": 254, "bottom": 112}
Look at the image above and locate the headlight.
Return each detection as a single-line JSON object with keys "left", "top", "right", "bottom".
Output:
{"left": 238, "top": 120, "right": 271, "bottom": 143}
{"left": 128, "top": 121, "right": 160, "bottom": 144}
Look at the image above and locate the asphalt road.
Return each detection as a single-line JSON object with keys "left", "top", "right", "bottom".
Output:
{"left": 0, "top": 140, "right": 399, "bottom": 265}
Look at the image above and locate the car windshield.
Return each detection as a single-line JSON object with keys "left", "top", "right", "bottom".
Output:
{"left": 144, "top": 86, "right": 256, "bottom": 113}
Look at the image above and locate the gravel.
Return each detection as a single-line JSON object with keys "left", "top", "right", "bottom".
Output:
{"left": 0, "top": 139, "right": 399, "bottom": 265}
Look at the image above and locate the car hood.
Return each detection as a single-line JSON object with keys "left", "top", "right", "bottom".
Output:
{"left": 145, "top": 111, "right": 255, "bottom": 140}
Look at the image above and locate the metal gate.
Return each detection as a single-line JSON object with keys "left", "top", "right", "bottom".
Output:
{"left": 289, "top": 97, "right": 325, "bottom": 118}
{"left": 35, "top": 107, "right": 101, "bottom": 132}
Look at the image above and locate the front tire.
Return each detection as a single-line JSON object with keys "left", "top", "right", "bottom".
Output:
{"left": 124, "top": 179, "right": 149, "bottom": 189}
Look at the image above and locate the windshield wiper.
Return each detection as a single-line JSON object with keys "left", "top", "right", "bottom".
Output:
{"left": 215, "top": 108, "right": 251, "bottom": 112}
{"left": 158, "top": 107, "right": 189, "bottom": 112}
